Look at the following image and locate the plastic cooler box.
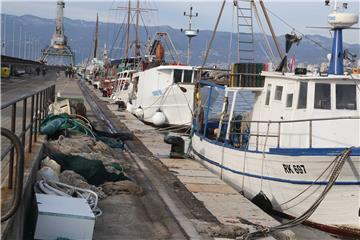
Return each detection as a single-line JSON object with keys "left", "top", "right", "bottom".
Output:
{"left": 34, "top": 193, "right": 95, "bottom": 240}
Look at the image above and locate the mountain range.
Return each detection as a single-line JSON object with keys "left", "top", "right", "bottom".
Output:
{"left": 1, "top": 14, "right": 359, "bottom": 66}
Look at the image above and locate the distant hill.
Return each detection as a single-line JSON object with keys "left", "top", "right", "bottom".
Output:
{"left": 1, "top": 14, "right": 359, "bottom": 66}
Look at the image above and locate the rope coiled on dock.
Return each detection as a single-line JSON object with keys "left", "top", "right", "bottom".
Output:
{"left": 236, "top": 147, "right": 353, "bottom": 240}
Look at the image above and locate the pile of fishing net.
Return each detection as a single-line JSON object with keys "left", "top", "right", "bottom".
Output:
{"left": 37, "top": 113, "right": 142, "bottom": 200}
{"left": 40, "top": 113, "right": 125, "bottom": 149}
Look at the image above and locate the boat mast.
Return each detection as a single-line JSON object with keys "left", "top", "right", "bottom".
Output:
{"left": 135, "top": 0, "right": 140, "bottom": 57}
{"left": 202, "top": 0, "right": 226, "bottom": 67}
{"left": 258, "top": 0, "right": 284, "bottom": 60}
{"left": 94, "top": 13, "right": 99, "bottom": 58}
{"left": 182, "top": 6, "right": 199, "bottom": 65}
{"left": 125, "top": 0, "right": 131, "bottom": 58}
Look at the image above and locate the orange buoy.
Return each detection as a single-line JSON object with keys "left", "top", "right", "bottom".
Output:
{"left": 352, "top": 68, "right": 360, "bottom": 74}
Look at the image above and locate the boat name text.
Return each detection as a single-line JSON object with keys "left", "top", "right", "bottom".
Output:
{"left": 282, "top": 164, "right": 307, "bottom": 174}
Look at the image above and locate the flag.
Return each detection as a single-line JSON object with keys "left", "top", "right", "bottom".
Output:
{"left": 288, "top": 54, "right": 296, "bottom": 72}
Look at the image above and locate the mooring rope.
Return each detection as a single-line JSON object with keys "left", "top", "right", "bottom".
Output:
{"left": 236, "top": 147, "right": 352, "bottom": 240}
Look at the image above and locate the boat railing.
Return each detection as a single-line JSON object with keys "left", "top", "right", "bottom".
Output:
{"left": 220, "top": 116, "right": 360, "bottom": 150}
{"left": 1, "top": 84, "right": 55, "bottom": 221}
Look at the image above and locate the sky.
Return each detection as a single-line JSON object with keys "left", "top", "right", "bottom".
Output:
{"left": 1, "top": 0, "right": 359, "bottom": 44}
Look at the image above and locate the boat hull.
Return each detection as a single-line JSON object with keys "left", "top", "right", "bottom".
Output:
{"left": 130, "top": 84, "right": 195, "bottom": 126}
{"left": 191, "top": 133, "right": 360, "bottom": 235}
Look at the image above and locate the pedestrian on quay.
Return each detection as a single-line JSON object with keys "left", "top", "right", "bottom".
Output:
{"left": 65, "top": 67, "right": 69, "bottom": 78}
{"left": 71, "top": 68, "right": 75, "bottom": 78}
{"left": 42, "top": 68, "right": 46, "bottom": 76}
{"left": 36, "top": 67, "right": 40, "bottom": 76}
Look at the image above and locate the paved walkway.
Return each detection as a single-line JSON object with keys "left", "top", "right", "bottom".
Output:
{"left": 56, "top": 75, "right": 187, "bottom": 240}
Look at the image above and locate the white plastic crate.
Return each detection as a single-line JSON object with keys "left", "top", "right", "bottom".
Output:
{"left": 35, "top": 194, "right": 95, "bottom": 240}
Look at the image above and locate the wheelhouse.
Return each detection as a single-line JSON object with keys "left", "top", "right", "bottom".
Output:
{"left": 194, "top": 72, "right": 360, "bottom": 153}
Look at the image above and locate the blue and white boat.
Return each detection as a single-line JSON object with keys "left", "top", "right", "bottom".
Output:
{"left": 191, "top": 3, "right": 359, "bottom": 237}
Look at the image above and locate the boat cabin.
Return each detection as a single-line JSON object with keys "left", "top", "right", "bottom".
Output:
{"left": 249, "top": 72, "right": 359, "bottom": 150}
{"left": 196, "top": 72, "right": 360, "bottom": 153}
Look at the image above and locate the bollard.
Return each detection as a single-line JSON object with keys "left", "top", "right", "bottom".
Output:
{"left": 164, "top": 135, "right": 185, "bottom": 159}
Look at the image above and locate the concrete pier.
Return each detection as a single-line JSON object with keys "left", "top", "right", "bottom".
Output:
{"left": 82, "top": 77, "right": 296, "bottom": 240}
{"left": 2, "top": 74, "right": 338, "bottom": 239}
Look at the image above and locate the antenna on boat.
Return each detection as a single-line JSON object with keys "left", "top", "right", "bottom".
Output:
{"left": 181, "top": 6, "right": 199, "bottom": 65}
{"left": 326, "top": 0, "right": 358, "bottom": 75}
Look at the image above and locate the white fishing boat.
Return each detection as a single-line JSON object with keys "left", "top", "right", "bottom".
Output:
{"left": 114, "top": 31, "right": 215, "bottom": 127}
{"left": 191, "top": 1, "right": 360, "bottom": 237}
{"left": 128, "top": 64, "right": 199, "bottom": 126}
{"left": 111, "top": 69, "right": 136, "bottom": 104}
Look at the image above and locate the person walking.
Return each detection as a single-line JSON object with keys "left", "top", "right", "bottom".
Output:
{"left": 36, "top": 67, "right": 40, "bottom": 76}
{"left": 65, "top": 67, "right": 69, "bottom": 78}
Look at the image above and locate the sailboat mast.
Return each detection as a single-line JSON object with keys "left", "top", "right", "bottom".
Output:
{"left": 94, "top": 13, "right": 99, "bottom": 58}
{"left": 135, "top": 0, "right": 140, "bottom": 57}
{"left": 125, "top": 0, "right": 131, "bottom": 58}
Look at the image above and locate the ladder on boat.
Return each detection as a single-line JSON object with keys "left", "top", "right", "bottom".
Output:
{"left": 236, "top": 0, "right": 255, "bottom": 62}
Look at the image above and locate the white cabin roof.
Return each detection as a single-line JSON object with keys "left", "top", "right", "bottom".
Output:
{"left": 155, "top": 65, "right": 196, "bottom": 71}
{"left": 261, "top": 71, "right": 359, "bottom": 81}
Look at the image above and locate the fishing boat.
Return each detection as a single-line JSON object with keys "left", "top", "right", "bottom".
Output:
{"left": 191, "top": 2, "right": 360, "bottom": 237}
{"left": 128, "top": 63, "right": 199, "bottom": 126}
{"left": 115, "top": 31, "right": 213, "bottom": 126}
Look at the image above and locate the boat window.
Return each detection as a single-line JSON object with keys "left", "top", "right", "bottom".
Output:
{"left": 297, "top": 82, "right": 308, "bottom": 109}
{"left": 265, "top": 84, "right": 271, "bottom": 105}
{"left": 274, "top": 86, "right": 283, "bottom": 100}
{"left": 336, "top": 84, "right": 357, "bottom": 110}
{"left": 314, "top": 83, "right": 331, "bottom": 109}
{"left": 286, "top": 94, "right": 293, "bottom": 107}
{"left": 174, "top": 69, "right": 182, "bottom": 83}
{"left": 183, "top": 70, "right": 193, "bottom": 83}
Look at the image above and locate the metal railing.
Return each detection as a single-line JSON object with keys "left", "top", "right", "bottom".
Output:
{"left": 221, "top": 116, "right": 360, "bottom": 150}
{"left": 1, "top": 84, "right": 55, "bottom": 221}
{"left": 1, "top": 128, "right": 24, "bottom": 222}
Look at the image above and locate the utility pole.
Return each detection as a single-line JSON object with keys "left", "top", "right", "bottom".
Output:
{"left": 35, "top": 40, "right": 38, "bottom": 60}
{"left": 18, "top": 26, "right": 22, "bottom": 58}
{"left": 23, "top": 32, "right": 27, "bottom": 59}
{"left": 32, "top": 38, "right": 35, "bottom": 60}
{"left": 2, "top": 15, "right": 6, "bottom": 55}
{"left": 181, "top": 6, "right": 199, "bottom": 65}
{"left": 12, "top": 21, "right": 15, "bottom": 57}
